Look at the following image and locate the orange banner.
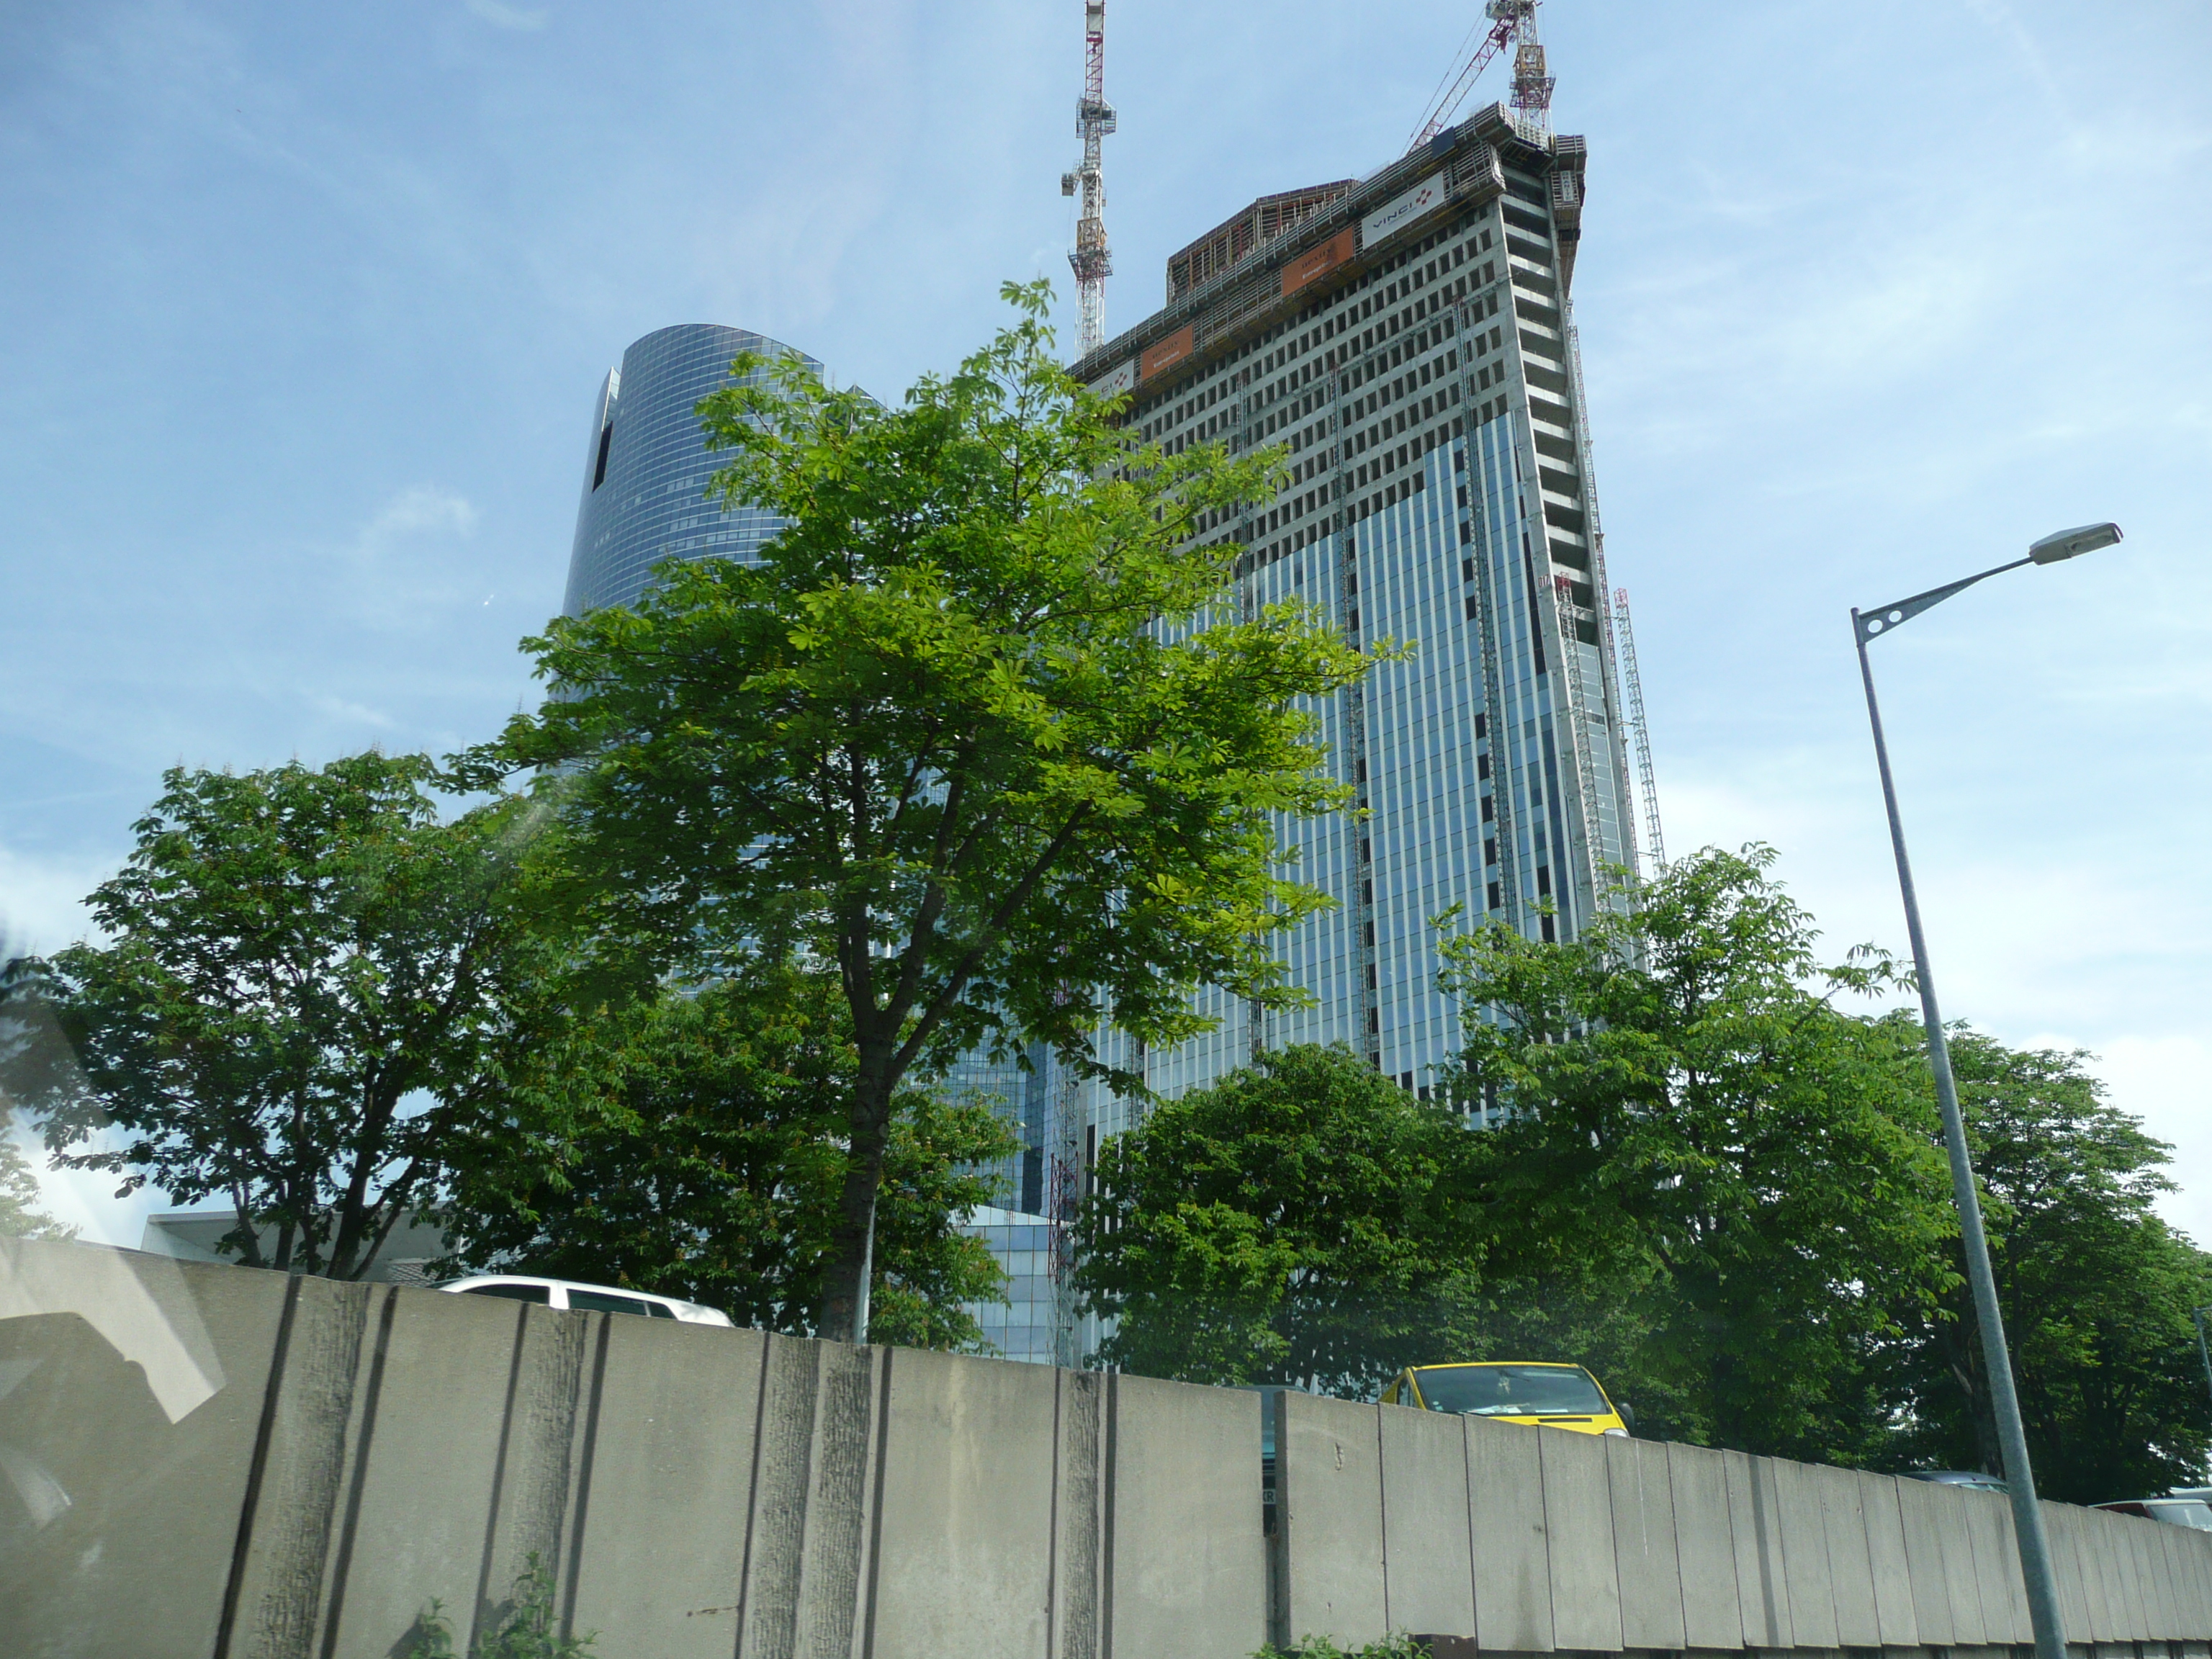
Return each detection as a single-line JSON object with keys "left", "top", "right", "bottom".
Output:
{"left": 1282, "top": 228, "right": 1356, "bottom": 299}
{"left": 1139, "top": 325, "right": 1196, "bottom": 382}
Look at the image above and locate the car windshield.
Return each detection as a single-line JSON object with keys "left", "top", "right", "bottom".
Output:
{"left": 1414, "top": 1364, "right": 1608, "bottom": 1417}
{"left": 2146, "top": 1500, "right": 2212, "bottom": 1530}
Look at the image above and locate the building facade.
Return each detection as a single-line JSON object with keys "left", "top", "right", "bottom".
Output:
{"left": 1063, "top": 104, "right": 1640, "bottom": 1144}
{"left": 562, "top": 323, "right": 822, "bottom": 619}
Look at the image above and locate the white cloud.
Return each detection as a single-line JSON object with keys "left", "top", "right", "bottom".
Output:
{"left": 331, "top": 485, "right": 483, "bottom": 632}
{"left": 361, "top": 485, "right": 478, "bottom": 545}
{"left": 464, "top": 0, "right": 547, "bottom": 31}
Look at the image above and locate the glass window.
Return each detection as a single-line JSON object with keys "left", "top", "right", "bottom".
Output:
{"left": 568, "top": 1288, "right": 655, "bottom": 1318}
{"left": 1414, "top": 1364, "right": 1607, "bottom": 1417}
{"left": 461, "top": 1282, "right": 549, "bottom": 1304}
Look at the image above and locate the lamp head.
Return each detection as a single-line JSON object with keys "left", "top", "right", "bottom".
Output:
{"left": 2028, "top": 522, "right": 2122, "bottom": 564}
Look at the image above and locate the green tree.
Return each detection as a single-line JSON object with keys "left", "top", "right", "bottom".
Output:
{"left": 1076, "top": 1044, "right": 1488, "bottom": 1393}
{"left": 466, "top": 282, "right": 1372, "bottom": 1342}
{"left": 21, "top": 752, "right": 557, "bottom": 1279}
{"left": 446, "top": 968, "right": 1015, "bottom": 1349}
{"left": 1437, "top": 847, "right": 1958, "bottom": 1461}
{"left": 1881, "top": 1022, "right": 2212, "bottom": 1498}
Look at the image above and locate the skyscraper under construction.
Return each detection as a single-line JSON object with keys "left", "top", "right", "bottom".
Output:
{"left": 1065, "top": 100, "right": 1642, "bottom": 1138}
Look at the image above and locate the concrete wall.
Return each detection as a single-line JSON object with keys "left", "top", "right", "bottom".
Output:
{"left": 1268, "top": 1394, "right": 2212, "bottom": 1654}
{"left": 4, "top": 1236, "right": 2209, "bottom": 1658}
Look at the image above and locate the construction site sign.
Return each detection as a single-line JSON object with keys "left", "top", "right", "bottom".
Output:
{"left": 1139, "top": 325, "right": 1195, "bottom": 383}
{"left": 1282, "top": 229, "right": 1357, "bottom": 299}
{"left": 1360, "top": 173, "right": 1447, "bottom": 251}
{"left": 1087, "top": 359, "right": 1136, "bottom": 399}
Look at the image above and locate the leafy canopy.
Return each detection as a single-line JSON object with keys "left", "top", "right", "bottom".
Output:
{"left": 22, "top": 752, "right": 555, "bottom": 1279}
{"left": 1881, "top": 1022, "right": 2212, "bottom": 1499}
{"left": 446, "top": 968, "right": 1015, "bottom": 1351}
{"left": 1438, "top": 846, "right": 1958, "bottom": 1461}
{"left": 467, "top": 280, "right": 1375, "bottom": 1339}
{"left": 1077, "top": 1044, "right": 1488, "bottom": 1395}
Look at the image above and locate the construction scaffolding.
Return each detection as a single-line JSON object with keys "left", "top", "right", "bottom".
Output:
{"left": 1611, "top": 587, "right": 1666, "bottom": 877}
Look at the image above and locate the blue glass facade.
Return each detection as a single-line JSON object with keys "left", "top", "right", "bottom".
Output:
{"left": 562, "top": 323, "right": 823, "bottom": 616}
{"left": 954, "top": 1206, "right": 1060, "bottom": 1363}
{"left": 1066, "top": 111, "right": 1642, "bottom": 1151}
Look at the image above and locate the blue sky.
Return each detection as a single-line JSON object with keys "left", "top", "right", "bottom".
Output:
{"left": 4, "top": 0, "right": 2208, "bottom": 1246}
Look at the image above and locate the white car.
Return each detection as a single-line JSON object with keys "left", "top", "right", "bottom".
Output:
{"left": 438, "top": 1273, "right": 733, "bottom": 1326}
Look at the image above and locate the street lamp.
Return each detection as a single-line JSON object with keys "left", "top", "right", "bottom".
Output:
{"left": 1851, "top": 520, "right": 2122, "bottom": 1659}
{"left": 2195, "top": 1306, "right": 2212, "bottom": 1431}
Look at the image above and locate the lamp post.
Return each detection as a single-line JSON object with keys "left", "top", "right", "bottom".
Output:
{"left": 2195, "top": 1305, "right": 2212, "bottom": 1430}
{"left": 1851, "top": 520, "right": 2123, "bottom": 1659}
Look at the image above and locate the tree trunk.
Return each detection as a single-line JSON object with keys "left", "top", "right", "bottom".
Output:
{"left": 817, "top": 1079, "right": 896, "bottom": 1345}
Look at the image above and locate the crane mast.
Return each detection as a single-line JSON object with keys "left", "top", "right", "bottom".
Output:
{"left": 1061, "top": 1, "right": 1116, "bottom": 359}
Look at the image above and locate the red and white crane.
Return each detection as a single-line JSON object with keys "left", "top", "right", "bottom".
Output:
{"left": 1406, "top": 0, "right": 1554, "bottom": 154}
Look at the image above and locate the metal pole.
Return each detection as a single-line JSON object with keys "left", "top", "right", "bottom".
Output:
{"left": 2195, "top": 1306, "right": 2212, "bottom": 1432}
{"left": 1853, "top": 613, "right": 2068, "bottom": 1659}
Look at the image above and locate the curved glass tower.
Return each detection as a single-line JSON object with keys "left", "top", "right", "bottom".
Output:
{"left": 562, "top": 324, "right": 824, "bottom": 616}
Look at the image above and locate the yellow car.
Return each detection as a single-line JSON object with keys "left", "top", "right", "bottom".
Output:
{"left": 1380, "top": 1361, "right": 1632, "bottom": 1437}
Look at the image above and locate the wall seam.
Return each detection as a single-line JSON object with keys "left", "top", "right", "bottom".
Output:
{"left": 212, "top": 1271, "right": 306, "bottom": 1659}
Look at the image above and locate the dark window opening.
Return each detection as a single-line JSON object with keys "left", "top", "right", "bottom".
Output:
{"left": 462, "top": 1282, "right": 549, "bottom": 1304}
{"left": 570, "top": 1288, "right": 654, "bottom": 1318}
{"left": 591, "top": 421, "right": 614, "bottom": 490}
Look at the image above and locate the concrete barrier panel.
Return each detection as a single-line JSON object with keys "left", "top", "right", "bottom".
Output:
{"left": 1605, "top": 1435, "right": 1684, "bottom": 1650}
{"left": 223, "top": 1274, "right": 380, "bottom": 1658}
{"left": 2077, "top": 1501, "right": 2132, "bottom": 1640}
{"left": 1665, "top": 1442, "right": 1744, "bottom": 1650}
{"left": 2087, "top": 1513, "right": 2141, "bottom": 1645}
{"left": 562, "top": 1317, "right": 766, "bottom": 1658}
{"left": 0, "top": 1240, "right": 287, "bottom": 1659}
{"left": 1722, "top": 1448, "right": 1793, "bottom": 1648}
{"left": 1274, "top": 1391, "right": 1385, "bottom": 1650}
{"left": 475, "top": 1301, "right": 595, "bottom": 1647}
{"left": 1812, "top": 1462, "right": 1880, "bottom": 1646}
{"left": 1920, "top": 1486, "right": 1990, "bottom": 1645}
{"left": 2128, "top": 1512, "right": 2172, "bottom": 1638}
{"left": 1107, "top": 1372, "right": 1265, "bottom": 1659}
{"left": 1892, "top": 1474, "right": 1958, "bottom": 1647}
{"left": 1772, "top": 1457, "right": 1838, "bottom": 1648}
{"left": 1465, "top": 1414, "right": 1552, "bottom": 1652}
{"left": 868, "top": 1343, "right": 1058, "bottom": 1659}
{"left": 2131, "top": 1512, "right": 2180, "bottom": 1638}
{"left": 2170, "top": 1521, "right": 2212, "bottom": 1635}
{"left": 2175, "top": 1524, "right": 2212, "bottom": 1633}
{"left": 1539, "top": 1425, "right": 1622, "bottom": 1650}
{"left": 1959, "top": 1491, "right": 2026, "bottom": 1644}
{"left": 2143, "top": 1521, "right": 2182, "bottom": 1636}
{"left": 1377, "top": 1403, "right": 1474, "bottom": 1638}
{"left": 316, "top": 1276, "right": 534, "bottom": 1659}
{"left": 2103, "top": 1508, "right": 2151, "bottom": 1639}
{"left": 2000, "top": 1498, "right": 2042, "bottom": 1642}
{"left": 1856, "top": 1472, "right": 1919, "bottom": 1647}
{"left": 2035, "top": 1503, "right": 2087, "bottom": 1645}
{"left": 1051, "top": 1369, "right": 1105, "bottom": 1659}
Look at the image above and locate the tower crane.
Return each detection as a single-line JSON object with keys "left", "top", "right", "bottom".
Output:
{"left": 1406, "top": 0, "right": 1554, "bottom": 154}
{"left": 1061, "top": 1, "right": 1115, "bottom": 359}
